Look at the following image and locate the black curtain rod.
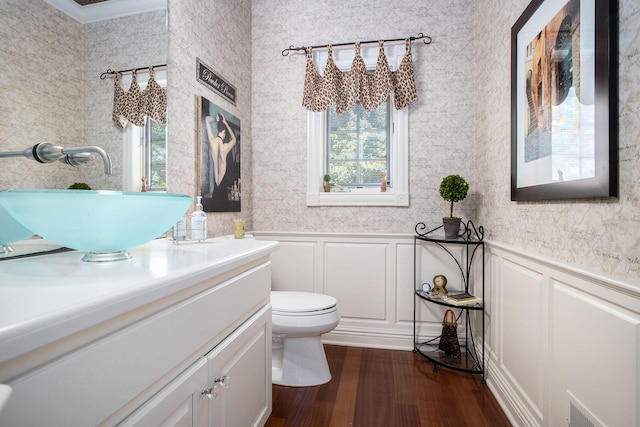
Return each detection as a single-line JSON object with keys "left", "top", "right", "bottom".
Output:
{"left": 281, "top": 33, "right": 432, "bottom": 56}
{"left": 100, "top": 64, "right": 167, "bottom": 80}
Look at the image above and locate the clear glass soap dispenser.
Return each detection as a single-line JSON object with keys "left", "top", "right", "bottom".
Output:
{"left": 190, "top": 196, "right": 207, "bottom": 241}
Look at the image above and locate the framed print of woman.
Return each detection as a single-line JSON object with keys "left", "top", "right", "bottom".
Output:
{"left": 198, "top": 96, "right": 241, "bottom": 212}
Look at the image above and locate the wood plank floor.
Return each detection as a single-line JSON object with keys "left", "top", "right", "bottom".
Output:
{"left": 266, "top": 344, "right": 511, "bottom": 427}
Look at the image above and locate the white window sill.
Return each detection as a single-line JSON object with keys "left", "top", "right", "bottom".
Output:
{"left": 306, "top": 190, "right": 409, "bottom": 206}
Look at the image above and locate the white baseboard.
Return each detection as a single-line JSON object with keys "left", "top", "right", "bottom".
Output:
{"left": 323, "top": 328, "right": 413, "bottom": 351}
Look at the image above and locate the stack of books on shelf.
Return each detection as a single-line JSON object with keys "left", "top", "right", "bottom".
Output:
{"left": 444, "top": 292, "right": 483, "bottom": 306}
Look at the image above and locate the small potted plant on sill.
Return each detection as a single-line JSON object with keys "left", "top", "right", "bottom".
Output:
{"left": 323, "top": 174, "right": 332, "bottom": 192}
{"left": 438, "top": 174, "right": 469, "bottom": 239}
{"left": 68, "top": 182, "right": 91, "bottom": 190}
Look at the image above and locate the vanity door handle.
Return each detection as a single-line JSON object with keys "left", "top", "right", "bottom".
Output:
{"left": 201, "top": 375, "right": 230, "bottom": 399}
{"left": 214, "top": 375, "right": 230, "bottom": 388}
{"left": 201, "top": 387, "right": 217, "bottom": 400}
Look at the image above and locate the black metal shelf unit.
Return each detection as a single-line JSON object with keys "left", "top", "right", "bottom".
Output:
{"left": 413, "top": 220, "right": 485, "bottom": 383}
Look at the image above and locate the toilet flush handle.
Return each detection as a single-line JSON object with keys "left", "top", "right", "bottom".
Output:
{"left": 201, "top": 375, "right": 230, "bottom": 400}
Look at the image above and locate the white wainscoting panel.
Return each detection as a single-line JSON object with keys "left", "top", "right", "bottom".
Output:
{"left": 255, "top": 232, "right": 640, "bottom": 426}
{"left": 499, "top": 259, "right": 545, "bottom": 424}
{"left": 255, "top": 232, "right": 488, "bottom": 350}
{"left": 396, "top": 242, "right": 418, "bottom": 324}
{"left": 415, "top": 242, "right": 466, "bottom": 297}
{"left": 255, "top": 232, "right": 417, "bottom": 349}
{"left": 269, "top": 240, "right": 316, "bottom": 292}
{"left": 550, "top": 279, "right": 640, "bottom": 427}
{"left": 488, "top": 242, "right": 640, "bottom": 427}
{"left": 324, "top": 242, "right": 388, "bottom": 320}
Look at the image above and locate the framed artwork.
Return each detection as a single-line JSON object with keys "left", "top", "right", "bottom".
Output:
{"left": 197, "top": 96, "right": 241, "bottom": 212}
{"left": 510, "top": 0, "right": 617, "bottom": 201}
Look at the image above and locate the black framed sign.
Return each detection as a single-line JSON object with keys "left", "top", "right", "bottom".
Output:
{"left": 510, "top": 0, "right": 618, "bottom": 201}
{"left": 196, "top": 57, "right": 237, "bottom": 105}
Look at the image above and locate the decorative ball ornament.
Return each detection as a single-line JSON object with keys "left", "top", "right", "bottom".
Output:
{"left": 432, "top": 274, "right": 448, "bottom": 295}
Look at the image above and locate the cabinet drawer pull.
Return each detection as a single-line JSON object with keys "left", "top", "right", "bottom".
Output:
{"left": 214, "top": 375, "right": 230, "bottom": 388}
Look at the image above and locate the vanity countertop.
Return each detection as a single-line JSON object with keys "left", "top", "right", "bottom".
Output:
{"left": 0, "top": 236, "right": 278, "bottom": 367}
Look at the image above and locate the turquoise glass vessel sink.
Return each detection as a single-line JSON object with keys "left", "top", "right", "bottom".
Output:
{"left": 0, "top": 204, "right": 34, "bottom": 254}
{"left": 0, "top": 189, "right": 192, "bottom": 261}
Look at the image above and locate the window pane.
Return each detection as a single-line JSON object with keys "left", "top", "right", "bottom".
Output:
{"left": 361, "top": 105, "right": 387, "bottom": 129}
{"left": 329, "top": 106, "right": 356, "bottom": 131}
{"left": 361, "top": 130, "right": 386, "bottom": 159}
{"left": 329, "top": 161, "right": 356, "bottom": 185}
{"left": 327, "top": 99, "right": 389, "bottom": 186}
{"left": 330, "top": 132, "right": 357, "bottom": 160}
{"left": 147, "top": 119, "right": 167, "bottom": 189}
{"left": 360, "top": 160, "right": 386, "bottom": 184}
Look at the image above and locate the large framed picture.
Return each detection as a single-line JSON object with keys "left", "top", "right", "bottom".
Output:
{"left": 197, "top": 96, "right": 241, "bottom": 212}
{"left": 510, "top": 0, "right": 618, "bottom": 201}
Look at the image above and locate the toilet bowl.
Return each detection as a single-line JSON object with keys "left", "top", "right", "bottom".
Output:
{"left": 271, "top": 291, "right": 340, "bottom": 387}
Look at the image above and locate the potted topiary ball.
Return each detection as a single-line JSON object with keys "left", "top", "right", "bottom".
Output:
{"left": 323, "top": 174, "right": 331, "bottom": 192}
{"left": 438, "top": 174, "right": 469, "bottom": 239}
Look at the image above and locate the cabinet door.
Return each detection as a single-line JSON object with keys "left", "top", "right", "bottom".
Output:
{"left": 119, "top": 357, "right": 209, "bottom": 427}
{"left": 207, "top": 305, "right": 272, "bottom": 427}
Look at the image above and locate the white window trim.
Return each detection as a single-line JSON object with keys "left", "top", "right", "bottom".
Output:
{"left": 123, "top": 124, "right": 143, "bottom": 192}
{"left": 306, "top": 44, "right": 409, "bottom": 206}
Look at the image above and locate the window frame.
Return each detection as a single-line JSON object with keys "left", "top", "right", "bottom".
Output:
{"left": 306, "top": 44, "right": 409, "bottom": 206}
{"left": 122, "top": 69, "right": 167, "bottom": 192}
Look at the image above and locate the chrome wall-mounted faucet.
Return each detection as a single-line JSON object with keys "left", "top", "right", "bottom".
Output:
{"left": 0, "top": 143, "right": 112, "bottom": 175}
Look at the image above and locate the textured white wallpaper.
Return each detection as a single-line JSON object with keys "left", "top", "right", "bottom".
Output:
{"left": 0, "top": 0, "right": 83, "bottom": 189}
{"left": 474, "top": 0, "right": 640, "bottom": 282}
{"left": 250, "top": 0, "right": 478, "bottom": 235}
{"left": 248, "top": 0, "right": 639, "bottom": 282}
{"left": 166, "top": 0, "right": 253, "bottom": 236}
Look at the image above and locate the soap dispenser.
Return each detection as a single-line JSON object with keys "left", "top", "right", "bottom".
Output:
{"left": 190, "top": 196, "right": 207, "bottom": 241}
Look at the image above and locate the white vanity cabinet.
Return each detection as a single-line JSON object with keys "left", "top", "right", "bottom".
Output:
{"left": 206, "top": 305, "right": 271, "bottom": 427}
{"left": 120, "top": 357, "right": 209, "bottom": 426}
{"left": 121, "top": 306, "right": 271, "bottom": 427}
{"left": 0, "top": 238, "right": 278, "bottom": 427}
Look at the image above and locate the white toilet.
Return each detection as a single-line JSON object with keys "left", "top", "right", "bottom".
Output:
{"left": 270, "top": 291, "right": 340, "bottom": 387}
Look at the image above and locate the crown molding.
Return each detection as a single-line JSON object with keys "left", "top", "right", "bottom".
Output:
{"left": 43, "top": 0, "right": 166, "bottom": 23}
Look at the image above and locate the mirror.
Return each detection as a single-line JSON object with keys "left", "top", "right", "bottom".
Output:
{"left": 0, "top": 0, "right": 167, "bottom": 192}
{"left": 0, "top": 0, "right": 167, "bottom": 258}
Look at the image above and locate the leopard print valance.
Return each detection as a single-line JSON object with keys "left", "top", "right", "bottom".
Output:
{"left": 303, "top": 39, "right": 417, "bottom": 113}
{"left": 113, "top": 67, "right": 167, "bottom": 128}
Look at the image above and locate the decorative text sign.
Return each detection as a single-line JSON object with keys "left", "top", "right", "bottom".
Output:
{"left": 196, "top": 58, "right": 236, "bottom": 105}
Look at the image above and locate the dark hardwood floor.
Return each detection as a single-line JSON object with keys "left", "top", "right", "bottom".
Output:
{"left": 266, "top": 344, "right": 511, "bottom": 427}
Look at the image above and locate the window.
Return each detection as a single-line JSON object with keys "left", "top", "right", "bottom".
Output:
{"left": 327, "top": 100, "right": 390, "bottom": 187}
{"left": 306, "top": 43, "right": 409, "bottom": 206}
{"left": 123, "top": 69, "right": 167, "bottom": 192}
{"left": 124, "top": 117, "right": 167, "bottom": 192}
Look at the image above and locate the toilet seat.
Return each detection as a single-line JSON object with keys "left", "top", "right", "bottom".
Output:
{"left": 271, "top": 291, "right": 337, "bottom": 316}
